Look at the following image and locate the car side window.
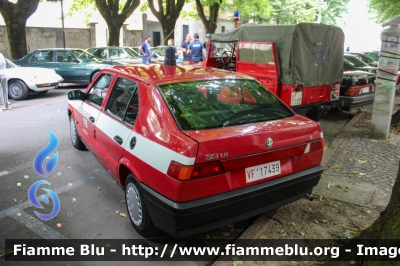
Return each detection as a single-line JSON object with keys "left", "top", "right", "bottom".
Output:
{"left": 86, "top": 73, "right": 115, "bottom": 108}
{"left": 105, "top": 77, "right": 139, "bottom": 125}
{"left": 91, "top": 48, "right": 107, "bottom": 59}
{"left": 29, "top": 51, "right": 54, "bottom": 62}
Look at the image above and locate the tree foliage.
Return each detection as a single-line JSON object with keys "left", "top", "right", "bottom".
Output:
{"left": 223, "top": 0, "right": 272, "bottom": 24}
{"left": 194, "top": 0, "right": 223, "bottom": 34}
{"left": 0, "top": 0, "right": 40, "bottom": 59}
{"left": 70, "top": 0, "right": 140, "bottom": 46}
{"left": 368, "top": 0, "right": 400, "bottom": 23}
{"left": 147, "top": 0, "right": 186, "bottom": 45}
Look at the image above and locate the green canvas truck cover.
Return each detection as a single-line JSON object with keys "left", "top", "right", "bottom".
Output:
{"left": 211, "top": 23, "right": 344, "bottom": 86}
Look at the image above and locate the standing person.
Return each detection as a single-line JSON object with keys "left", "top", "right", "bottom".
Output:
{"left": 139, "top": 36, "right": 152, "bottom": 64}
{"left": 181, "top": 34, "right": 192, "bottom": 65}
{"left": 189, "top": 33, "right": 205, "bottom": 64}
{"left": 203, "top": 33, "right": 217, "bottom": 60}
{"left": 167, "top": 39, "right": 178, "bottom": 58}
{"left": 0, "top": 52, "right": 10, "bottom": 111}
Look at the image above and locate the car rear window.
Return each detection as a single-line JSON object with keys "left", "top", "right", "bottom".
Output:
{"left": 159, "top": 79, "right": 294, "bottom": 130}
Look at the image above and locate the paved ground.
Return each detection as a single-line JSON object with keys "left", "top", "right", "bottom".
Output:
{"left": 212, "top": 91, "right": 400, "bottom": 265}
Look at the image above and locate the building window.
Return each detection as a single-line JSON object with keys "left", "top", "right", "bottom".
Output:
{"left": 221, "top": 26, "right": 225, "bottom": 33}
{"left": 183, "top": 25, "right": 189, "bottom": 41}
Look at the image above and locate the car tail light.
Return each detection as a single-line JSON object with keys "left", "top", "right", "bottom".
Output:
{"left": 304, "top": 139, "right": 324, "bottom": 154}
{"left": 345, "top": 87, "right": 355, "bottom": 96}
{"left": 167, "top": 161, "right": 225, "bottom": 181}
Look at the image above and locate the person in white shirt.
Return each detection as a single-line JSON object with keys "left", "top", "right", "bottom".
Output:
{"left": 0, "top": 52, "right": 10, "bottom": 111}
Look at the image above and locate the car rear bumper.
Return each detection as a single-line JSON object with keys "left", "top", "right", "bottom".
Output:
{"left": 140, "top": 165, "right": 323, "bottom": 238}
{"left": 340, "top": 93, "right": 374, "bottom": 111}
{"left": 293, "top": 101, "right": 343, "bottom": 115}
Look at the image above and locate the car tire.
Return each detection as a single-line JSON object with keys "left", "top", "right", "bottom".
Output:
{"left": 69, "top": 115, "right": 86, "bottom": 150}
{"left": 8, "top": 80, "right": 29, "bottom": 100}
{"left": 37, "top": 90, "right": 49, "bottom": 95}
{"left": 125, "top": 174, "right": 158, "bottom": 236}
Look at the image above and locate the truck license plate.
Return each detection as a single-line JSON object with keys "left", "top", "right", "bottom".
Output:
{"left": 245, "top": 160, "right": 281, "bottom": 183}
{"left": 291, "top": 92, "right": 302, "bottom": 106}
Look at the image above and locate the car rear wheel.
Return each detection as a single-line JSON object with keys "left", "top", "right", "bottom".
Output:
{"left": 37, "top": 90, "right": 49, "bottom": 95}
{"left": 8, "top": 80, "right": 29, "bottom": 100}
{"left": 69, "top": 115, "right": 86, "bottom": 150}
{"left": 125, "top": 174, "right": 157, "bottom": 236}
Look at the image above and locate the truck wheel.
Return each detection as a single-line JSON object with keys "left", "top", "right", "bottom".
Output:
{"left": 125, "top": 174, "right": 158, "bottom": 236}
{"left": 8, "top": 80, "right": 29, "bottom": 100}
{"left": 69, "top": 115, "right": 86, "bottom": 150}
{"left": 307, "top": 110, "right": 322, "bottom": 122}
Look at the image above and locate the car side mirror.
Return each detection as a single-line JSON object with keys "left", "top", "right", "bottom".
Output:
{"left": 68, "top": 90, "right": 85, "bottom": 101}
{"left": 73, "top": 58, "right": 80, "bottom": 63}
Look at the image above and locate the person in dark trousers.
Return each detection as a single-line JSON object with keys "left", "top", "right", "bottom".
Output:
{"left": 0, "top": 52, "right": 10, "bottom": 111}
{"left": 181, "top": 34, "right": 192, "bottom": 65}
{"left": 188, "top": 33, "right": 205, "bottom": 64}
{"left": 139, "top": 36, "right": 152, "bottom": 64}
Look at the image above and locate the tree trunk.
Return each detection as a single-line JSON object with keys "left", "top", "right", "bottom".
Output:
{"left": 95, "top": 0, "right": 140, "bottom": 47}
{"left": 0, "top": 0, "right": 40, "bottom": 59}
{"left": 195, "top": 0, "right": 222, "bottom": 34}
{"left": 391, "top": 109, "right": 400, "bottom": 127}
{"left": 148, "top": 0, "right": 185, "bottom": 45}
{"left": 107, "top": 22, "right": 122, "bottom": 46}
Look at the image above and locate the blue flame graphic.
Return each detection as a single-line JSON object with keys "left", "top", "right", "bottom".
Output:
{"left": 33, "top": 131, "right": 59, "bottom": 177}
{"left": 28, "top": 180, "right": 61, "bottom": 221}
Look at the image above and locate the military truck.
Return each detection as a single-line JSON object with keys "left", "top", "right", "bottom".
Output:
{"left": 205, "top": 23, "right": 344, "bottom": 121}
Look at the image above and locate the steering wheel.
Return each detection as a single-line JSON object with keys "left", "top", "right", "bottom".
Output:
{"left": 218, "top": 51, "right": 236, "bottom": 70}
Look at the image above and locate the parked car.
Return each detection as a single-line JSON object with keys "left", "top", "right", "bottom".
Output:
{"left": 67, "top": 64, "right": 324, "bottom": 238}
{"left": 5, "top": 59, "right": 62, "bottom": 100}
{"left": 131, "top": 46, "right": 183, "bottom": 64}
{"left": 344, "top": 53, "right": 377, "bottom": 74}
{"left": 347, "top": 52, "right": 378, "bottom": 67}
{"left": 12, "top": 48, "right": 114, "bottom": 85}
{"left": 339, "top": 70, "right": 376, "bottom": 110}
{"left": 87, "top": 46, "right": 142, "bottom": 64}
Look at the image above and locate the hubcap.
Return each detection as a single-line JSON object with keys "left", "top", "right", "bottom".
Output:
{"left": 10, "top": 83, "right": 22, "bottom": 97}
{"left": 70, "top": 118, "right": 77, "bottom": 145}
{"left": 126, "top": 183, "right": 143, "bottom": 226}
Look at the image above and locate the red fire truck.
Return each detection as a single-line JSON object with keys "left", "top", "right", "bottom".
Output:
{"left": 205, "top": 23, "right": 344, "bottom": 121}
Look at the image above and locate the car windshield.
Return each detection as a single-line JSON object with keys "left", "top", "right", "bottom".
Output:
{"left": 344, "top": 55, "right": 368, "bottom": 67}
{"left": 152, "top": 48, "right": 165, "bottom": 56}
{"left": 6, "top": 59, "right": 17, "bottom": 68}
{"left": 159, "top": 79, "right": 294, "bottom": 130}
{"left": 355, "top": 53, "right": 376, "bottom": 64}
{"left": 125, "top": 47, "right": 139, "bottom": 58}
{"left": 71, "top": 49, "right": 98, "bottom": 62}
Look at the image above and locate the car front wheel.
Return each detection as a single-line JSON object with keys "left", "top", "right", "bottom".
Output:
{"left": 69, "top": 115, "right": 86, "bottom": 150}
{"left": 125, "top": 174, "right": 157, "bottom": 236}
{"left": 8, "top": 80, "right": 29, "bottom": 100}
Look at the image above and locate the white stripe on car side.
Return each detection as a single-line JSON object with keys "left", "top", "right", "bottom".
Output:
{"left": 95, "top": 112, "right": 196, "bottom": 174}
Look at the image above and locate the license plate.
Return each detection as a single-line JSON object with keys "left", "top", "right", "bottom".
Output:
{"left": 291, "top": 92, "right": 302, "bottom": 106}
{"left": 361, "top": 87, "right": 370, "bottom": 93}
{"left": 245, "top": 160, "right": 281, "bottom": 183}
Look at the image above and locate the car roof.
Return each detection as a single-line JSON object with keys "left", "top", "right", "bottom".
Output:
{"left": 106, "top": 64, "right": 252, "bottom": 85}
{"left": 34, "top": 48, "right": 85, "bottom": 51}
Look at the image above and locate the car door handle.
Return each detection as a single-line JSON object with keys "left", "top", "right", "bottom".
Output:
{"left": 88, "top": 116, "right": 95, "bottom": 123}
{"left": 114, "top": 135, "right": 123, "bottom": 145}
